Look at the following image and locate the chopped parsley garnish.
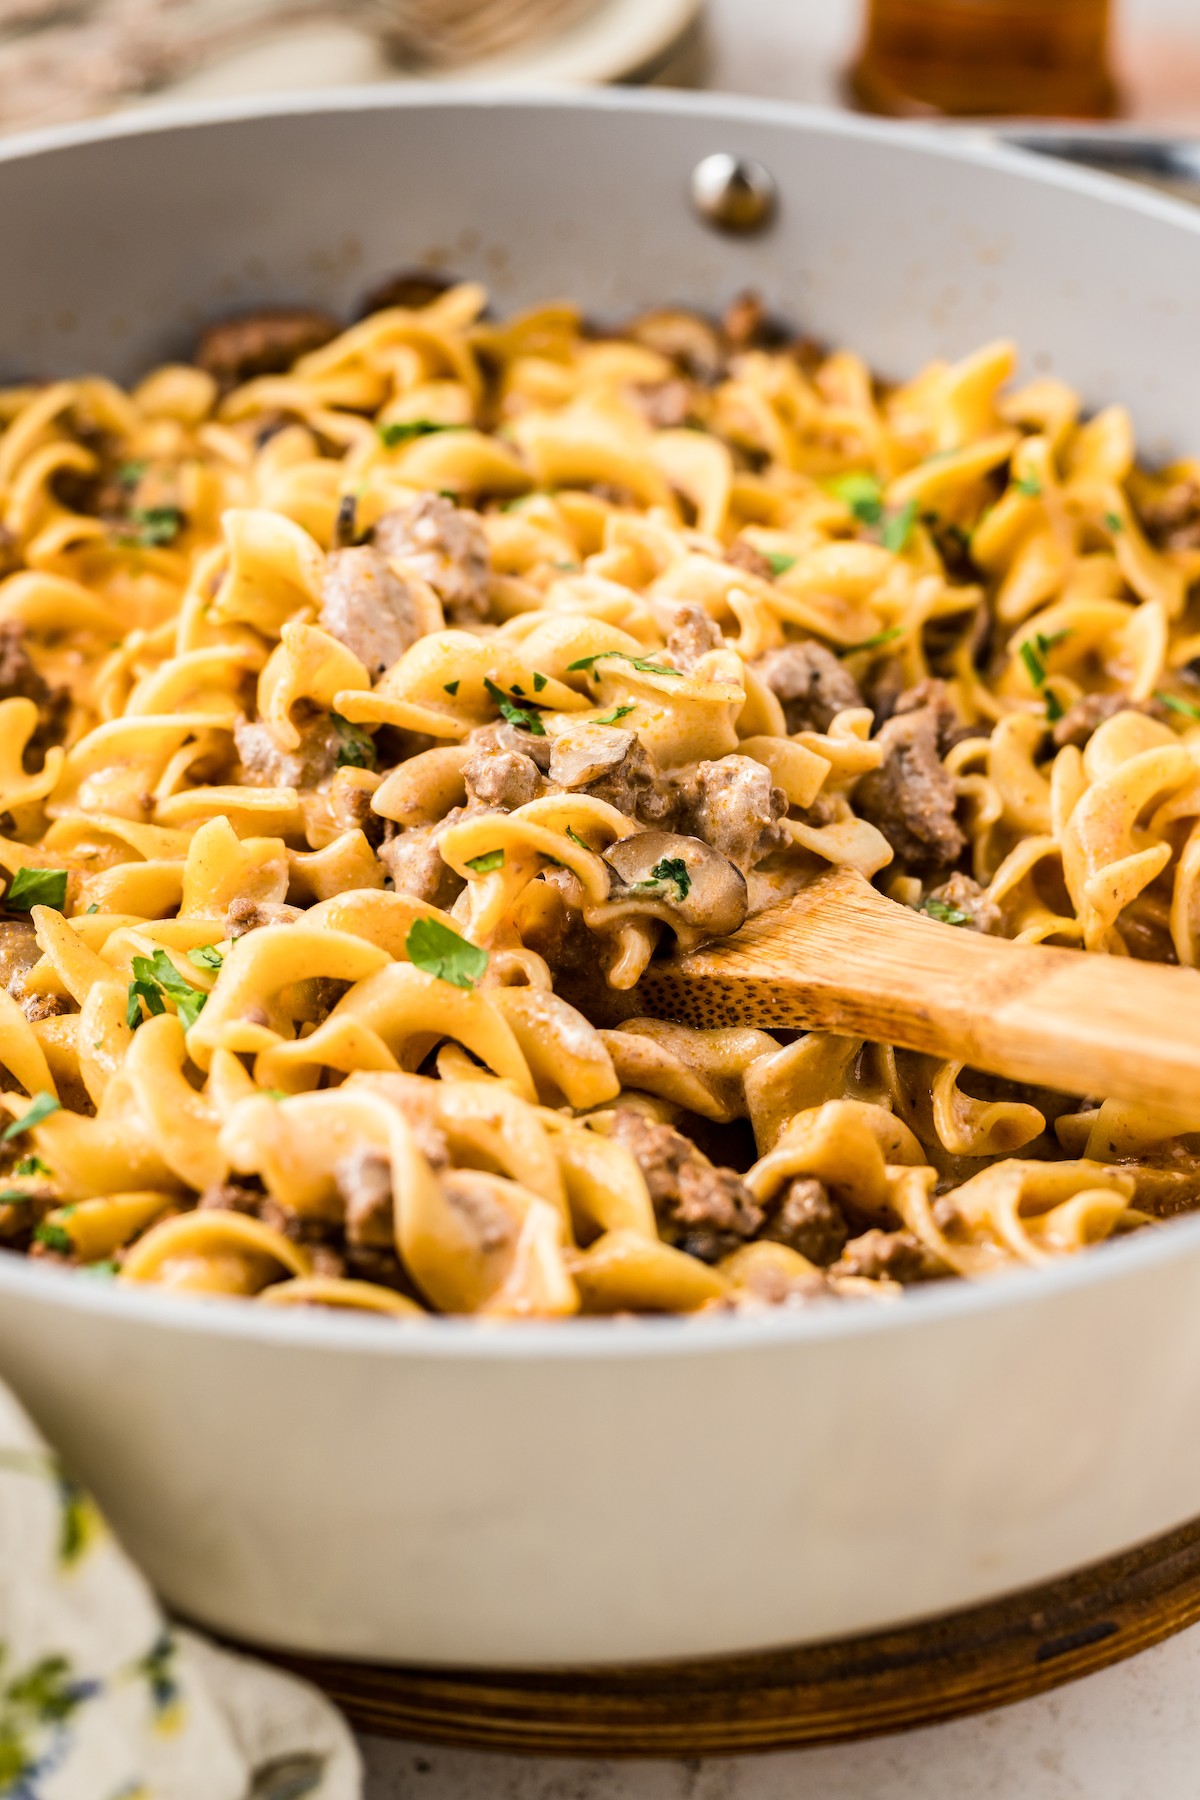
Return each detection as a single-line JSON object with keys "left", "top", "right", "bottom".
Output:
{"left": 405, "top": 918, "right": 488, "bottom": 990}
{"left": 840, "top": 626, "right": 905, "bottom": 656}
{"left": 533, "top": 672, "right": 548, "bottom": 692}
{"left": 14, "top": 1155, "right": 49, "bottom": 1177}
{"left": 117, "top": 505, "right": 184, "bottom": 548}
{"left": 483, "top": 677, "right": 546, "bottom": 736}
{"left": 331, "top": 713, "right": 377, "bottom": 771}
{"left": 1156, "top": 690, "right": 1200, "bottom": 721}
{"left": 83, "top": 1260, "right": 119, "bottom": 1279}
{"left": 443, "top": 680, "right": 460, "bottom": 696}
{"left": 1045, "top": 688, "right": 1065, "bottom": 724}
{"left": 85, "top": 903, "right": 99, "bottom": 915}
{"left": 566, "top": 651, "right": 682, "bottom": 678}
{"left": 377, "top": 419, "right": 464, "bottom": 447}
{"left": 187, "top": 944, "right": 223, "bottom": 972}
{"left": 0, "top": 1190, "right": 30, "bottom": 1206}
{"left": 1105, "top": 510, "right": 1124, "bottom": 532}
{"left": 881, "top": 499, "right": 919, "bottom": 554}
{"left": 566, "top": 826, "right": 592, "bottom": 852}
{"left": 635, "top": 857, "right": 692, "bottom": 902}
{"left": 919, "top": 896, "right": 972, "bottom": 926}
{"left": 127, "top": 949, "right": 207, "bottom": 1031}
{"left": 465, "top": 849, "right": 505, "bottom": 875}
{"left": 1015, "top": 474, "right": 1043, "bottom": 499}
{"left": 116, "top": 459, "right": 147, "bottom": 487}
{"left": 2, "top": 1092, "right": 60, "bottom": 1141}
{"left": 34, "top": 1220, "right": 72, "bottom": 1255}
{"left": 6, "top": 866, "right": 67, "bottom": 912}
{"left": 828, "top": 471, "right": 884, "bottom": 526}
{"left": 262, "top": 1088, "right": 287, "bottom": 1102}
{"left": 593, "top": 705, "right": 635, "bottom": 725}
{"left": 766, "top": 551, "right": 797, "bottom": 576}
{"left": 1018, "top": 628, "right": 1071, "bottom": 689}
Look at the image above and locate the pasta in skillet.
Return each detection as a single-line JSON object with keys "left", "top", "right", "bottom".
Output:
{"left": 0, "top": 276, "right": 1197, "bottom": 1320}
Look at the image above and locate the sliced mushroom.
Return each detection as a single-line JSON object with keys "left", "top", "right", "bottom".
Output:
{"left": 548, "top": 723, "right": 636, "bottom": 789}
{"left": 598, "top": 830, "right": 748, "bottom": 951}
{"left": 625, "top": 308, "right": 724, "bottom": 384}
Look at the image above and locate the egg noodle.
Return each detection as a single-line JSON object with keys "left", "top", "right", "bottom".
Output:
{"left": 0, "top": 278, "right": 1197, "bottom": 1320}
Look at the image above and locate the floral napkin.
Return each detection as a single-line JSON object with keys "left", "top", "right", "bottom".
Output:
{"left": 0, "top": 1385, "right": 360, "bottom": 1798}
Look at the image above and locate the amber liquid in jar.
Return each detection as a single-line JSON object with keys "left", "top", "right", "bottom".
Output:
{"left": 849, "top": 0, "right": 1117, "bottom": 119}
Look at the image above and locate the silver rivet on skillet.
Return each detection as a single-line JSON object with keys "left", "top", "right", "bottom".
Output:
{"left": 690, "top": 153, "right": 777, "bottom": 234}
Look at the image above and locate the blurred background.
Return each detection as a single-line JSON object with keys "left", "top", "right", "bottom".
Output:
{"left": 0, "top": 0, "right": 1198, "bottom": 137}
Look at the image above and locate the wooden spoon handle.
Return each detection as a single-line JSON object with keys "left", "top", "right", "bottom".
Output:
{"left": 627, "top": 868, "right": 1200, "bottom": 1113}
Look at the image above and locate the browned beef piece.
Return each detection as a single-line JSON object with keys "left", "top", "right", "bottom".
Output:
{"left": 606, "top": 1106, "right": 763, "bottom": 1265}
{"left": 761, "top": 1177, "right": 848, "bottom": 1265}
{"left": 194, "top": 307, "right": 339, "bottom": 386}
{"left": 335, "top": 1150, "right": 394, "bottom": 1248}
{"left": 833, "top": 1228, "right": 946, "bottom": 1284}
{"left": 20, "top": 992, "right": 65, "bottom": 1024}
{"left": 893, "top": 677, "right": 984, "bottom": 752}
{"left": 679, "top": 755, "right": 788, "bottom": 872}
{"left": 1138, "top": 476, "right": 1200, "bottom": 551}
{"left": 1052, "top": 691, "right": 1171, "bottom": 750}
{"left": 548, "top": 723, "right": 677, "bottom": 827}
{"left": 358, "top": 269, "right": 455, "bottom": 316}
{"left": 441, "top": 1169, "right": 516, "bottom": 1254}
{"left": 717, "top": 1262, "right": 832, "bottom": 1313}
{"left": 0, "top": 621, "right": 48, "bottom": 707}
{"left": 924, "top": 872, "right": 1003, "bottom": 935}
{"left": 374, "top": 495, "right": 490, "bottom": 624}
{"left": 378, "top": 813, "right": 465, "bottom": 909}
{"left": 198, "top": 1182, "right": 261, "bottom": 1215}
{"left": 665, "top": 604, "right": 723, "bottom": 672}
{"left": 463, "top": 745, "right": 539, "bottom": 810}
{"left": 856, "top": 694, "right": 966, "bottom": 872}
{"left": 753, "top": 642, "right": 863, "bottom": 734}
{"left": 326, "top": 768, "right": 385, "bottom": 844}
{"left": 725, "top": 539, "right": 774, "bottom": 581}
{"left": 233, "top": 712, "right": 341, "bottom": 790}
{"left": 225, "top": 897, "right": 303, "bottom": 938}
{"left": 319, "top": 546, "right": 421, "bottom": 678}
{"left": 628, "top": 379, "right": 694, "bottom": 429}
{"left": 721, "top": 289, "right": 768, "bottom": 348}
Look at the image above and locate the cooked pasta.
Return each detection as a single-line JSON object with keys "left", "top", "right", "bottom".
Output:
{"left": 0, "top": 278, "right": 1196, "bottom": 1321}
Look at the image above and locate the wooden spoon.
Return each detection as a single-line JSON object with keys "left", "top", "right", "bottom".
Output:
{"left": 598, "top": 866, "right": 1200, "bottom": 1114}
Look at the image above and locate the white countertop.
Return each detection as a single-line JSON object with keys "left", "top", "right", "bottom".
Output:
{"left": 349, "top": 0, "right": 1200, "bottom": 1791}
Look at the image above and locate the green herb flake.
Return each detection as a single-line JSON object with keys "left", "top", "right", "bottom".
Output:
{"left": 827, "top": 471, "right": 885, "bottom": 526}
{"left": 1156, "top": 690, "right": 1200, "bottom": 721}
{"left": 2, "top": 1092, "right": 61, "bottom": 1141}
{"left": 1019, "top": 639, "right": 1046, "bottom": 688}
{"left": 83, "top": 1260, "right": 119, "bottom": 1279}
{"left": 5, "top": 866, "right": 67, "bottom": 912}
{"left": 881, "top": 499, "right": 919, "bottom": 554}
{"left": 85, "top": 903, "right": 99, "bottom": 915}
{"left": 377, "top": 419, "right": 464, "bottom": 447}
{"left": 129, "top": 949, "right": 207, "bottom": 1031}
{"left": 1045, "top": 688, "right": 1065, "bottom": 724}
{"left": 1015, "top": 474, "right": 1043, "bottom": 499}
{"left": 331, "top": 712, "right": 377, "bottom": 771}
{"left": 465, "top": 849, "right": 505, "bottom": 875}
{"left": 566, "top": 826, "right": 593, "bottom": 853}
{"left": 483, "top": 676, "right": 547, "bottom": 736}
{"left": 766, "top": 551, "right": 797, "bottom": 576}
{"left": 443, "top": 680, "right": 460, "bottom": 696}
{"left": 593, "top": 705, "right": 635, "bottom": 726}
{"left": 262, "top": 1088, "right": 287, "bottom": 1102}
{"left": 1105, "top": 509, "right": 1124, "bottom": 533}
{"left": 919, "top": 896, "right": 973, "bottom": 927}
{"left": 116, "top": 459, "right": 147, "bottom": 487}
{"left": 635, "top": 857, "right": 692, "bottom": 903}
{"left": 14, "top": 1155, "right": 49, "bottom": 1177}
{"left": 565, "top": 651, "right": 682, "bottom": 678}
{"left": 532, "top": 671, "right": 548, "bottom": 692}
{"left": 187, "top": 944, "right": 223, "bottom": 973}
{"left": 0, "top": 1190, "right": 31, "bottom": 1206}
{"left": 117, "top": 505, "right": 185, "bottom": 549}
{"left": 405, "top": 918, "right": 489, "bottom": 990}
{"left": 840, "top": 626, "right": 905, "bottom": 657}
{"left": 34, "top": 1220, "right": 72, "bottom": 1256}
